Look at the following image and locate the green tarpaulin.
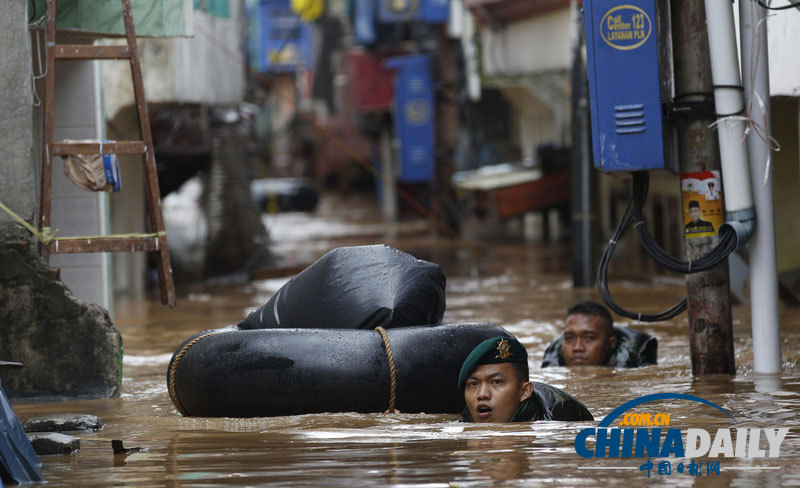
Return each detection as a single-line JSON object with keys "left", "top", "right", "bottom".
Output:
{"left": 195, "top": 0, "right": 230, "bottom": 18}
{"left": 29, "top": 0, "right": 204, "bottom": 37}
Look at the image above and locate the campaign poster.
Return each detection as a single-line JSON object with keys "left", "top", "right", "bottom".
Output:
{"left": 681, "top": 171, "right": 723, "bottom": 238}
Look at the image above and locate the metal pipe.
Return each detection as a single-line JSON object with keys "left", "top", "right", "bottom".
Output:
{"left": 704, "top": 0, "right": 755, "bottom": 215}
{"left": 379, "top": 128, "right": 398, "bottom": 222}
{"left": 739, "top": 0, "right": 782, "bottom": 374}
{"left": 571, "top": 6, "right": 594, "bottom": 288}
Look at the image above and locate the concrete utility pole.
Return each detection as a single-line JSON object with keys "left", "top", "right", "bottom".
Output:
{"left": 671, "top": 0, "right": 736, "bottom": 375}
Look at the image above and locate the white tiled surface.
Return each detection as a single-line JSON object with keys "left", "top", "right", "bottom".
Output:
{"left": 45, "top": 60, "right": 111, "bottom": 312}
{"left": 58, "top": 266, "right": 106, "bottom": 308}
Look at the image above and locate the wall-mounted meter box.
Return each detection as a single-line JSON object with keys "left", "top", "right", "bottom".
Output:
{"left": 583, "top": 0, "right": 676, "bottom": 173}
{"left": 386, "top": 54, "right": 435, "bottom": 182}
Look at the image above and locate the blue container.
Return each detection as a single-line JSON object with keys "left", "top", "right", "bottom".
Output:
{"left": 354, "top": 0, "right": 377, "bottom": 44}
{"left": 583, "top": 0, "right": 674, "bottom": 172}
{"left": 386, "top": 54, "right": 435, "bottom": 183}
{"left": 377, "top": 0, "right": 449, "bottom": 23}
{"left": 246, "top": 0, "right": 313, "bottom": 72}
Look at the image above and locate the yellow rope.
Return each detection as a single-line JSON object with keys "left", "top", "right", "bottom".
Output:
{"left": 0, "top": 200, "right": 165, "bottom": 246}
{"left": 375, "top": 326, "right": 398, "bottom": 413}
{"left": 48, "top": 230, "right": 167, "bottom": 240}
{"left": 167, "top": 332, "right": 218, "bottom": 417}
{"left": 0, "top": 201, "right": 47, "bottom": 241}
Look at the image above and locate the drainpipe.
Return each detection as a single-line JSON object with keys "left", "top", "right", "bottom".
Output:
{"left": 704, "top": 0, "right": 756, "bottom": 245}
{"left": 739, "top": 0, "right": 782, "bottom": 375}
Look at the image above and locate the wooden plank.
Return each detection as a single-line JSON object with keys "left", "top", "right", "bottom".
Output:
{"left": 455, "top": 169, "right": 541, "bottom": 191}
{"left": 52, "top": 141, "right": 146, "bottom": 155}
{"left": 48, "top": 237, "right": 161, "bottom": 254}
{"left": 492, "top": 170, "right": 571, "bottom": 218}
{"left": 54, "top": 45, "right": 130, "bottom": 59}
{"left": 122, "top": 0, "right": 176, "bottom": 307}
{"left": 39, "top": 0, "right": 58, "bottom": 262}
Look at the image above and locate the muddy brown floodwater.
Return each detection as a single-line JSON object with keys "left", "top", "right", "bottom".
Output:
{"left": 13, "top": 194, "right": 800, "bottom": 487}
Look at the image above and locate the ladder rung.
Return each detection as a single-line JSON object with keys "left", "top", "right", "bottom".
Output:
{"left": 52, "top": 141, "right": 147, "bottom": 156}
{"left": 48, "top": 236, "right": 163, "bottom": 254}
{"left": 55, "top": 45, "right": 131, "bottom": 60}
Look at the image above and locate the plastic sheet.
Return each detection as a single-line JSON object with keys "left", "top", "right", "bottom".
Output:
{"left": 0, "top": 382, "right": 44, "bottom": 483}
{"left": 239, "top": 245, "right": 446, "bottom": 330}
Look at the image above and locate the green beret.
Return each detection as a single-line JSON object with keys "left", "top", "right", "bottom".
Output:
{"left": 458, "top": 336, "right": 528, "bottom": 390}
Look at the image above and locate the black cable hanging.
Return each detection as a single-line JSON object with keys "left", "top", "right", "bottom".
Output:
{"left": 596, "top": 190, "right": 687, "bottom": 322}
{"left": 755, "top": 0, "right": 800, "bottom": 11}
{"left": 597, "top": 171, "right": 746, "bottom": 322}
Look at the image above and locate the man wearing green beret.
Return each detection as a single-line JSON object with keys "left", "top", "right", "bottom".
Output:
{"left": 458, "top": 336, "right": 593, "bottom": 422}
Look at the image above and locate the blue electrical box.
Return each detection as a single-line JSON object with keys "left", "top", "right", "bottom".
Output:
{"left": 422, "top": 0, "right": 450, "bottom": 23}
{"left": 386, "top": 54, "right": 435, "bottom": 182}
{"left": 583, "top": 0, "right": 676, "bottom": 173}
{"left": 377, "top": 0, "right": 450, "bottom": 23}
{"left": 246, "top": 0, "right": 313, "bottom": 73}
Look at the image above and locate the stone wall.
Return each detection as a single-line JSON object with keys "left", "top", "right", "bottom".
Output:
{"left": 0, "top": 1, "right": 36, "bottom": 223}
{"left": 0, "top": 226, "right": 122, "bottom": 399}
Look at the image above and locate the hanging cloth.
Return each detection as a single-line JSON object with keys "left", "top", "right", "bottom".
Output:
{"left": 61, "top": 141, "right": 121, "bottom": 192}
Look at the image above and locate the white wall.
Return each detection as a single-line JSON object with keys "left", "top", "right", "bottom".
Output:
{"left": 103, "top": 5, "right": 246, "bottom": 120}
{"left": 173, "top": 4, "right": 246, "bottom": 105}
{"left": 480, "top": 8, "right": 573, "bottom": 77}
{"left": 764, "top": 1, "right": 800, "bottom": 96}
{"left": 732, "top": 0, "right": 800, "bottom": 96}
{"left": 497, "top": 85, "right": 555, "bottom": 160}
{"left": 479, "top": 6, "right": 575, "bottom": 152}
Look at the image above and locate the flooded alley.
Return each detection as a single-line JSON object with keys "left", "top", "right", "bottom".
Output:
{"left": 3, "top": 0, "right": 800, "bottom": 486}
{"left": 13, "top": 194, "right": 800, "bottom": 487}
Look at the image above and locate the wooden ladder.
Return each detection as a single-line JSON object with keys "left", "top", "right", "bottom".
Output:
{"left": 39, "top": 0, "right": 176, "bottom": 307}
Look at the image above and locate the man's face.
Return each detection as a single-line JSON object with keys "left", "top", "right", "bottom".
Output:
{"left": 689, "top": 207, "right": 701, "bottom": 222}
{"left": 464, "top": 362, "right": 532, "bottom": 423}
{"left": 562, "top": 313, "right": 616, "bottom": 366}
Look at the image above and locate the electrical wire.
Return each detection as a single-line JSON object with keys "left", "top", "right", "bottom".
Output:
{"left": 596, "top": 189, "right": 687, "bottom": 322}
{"left": 597, "top": 171, "right": 747, "bottom": 322}
{"left": 755, "top": 0, "right": 800, "bottom": 10}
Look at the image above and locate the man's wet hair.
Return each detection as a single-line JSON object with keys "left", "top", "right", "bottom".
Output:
{"left": 510, "top": 362, "right": 529, "bottom": 385}
{"left": 566, "top": 301, "right": 614, "bottom": 336}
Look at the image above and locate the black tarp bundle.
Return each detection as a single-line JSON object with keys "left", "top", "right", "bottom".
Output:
{"left": 238, "top": 245, "right": 446, "bottom": 330}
